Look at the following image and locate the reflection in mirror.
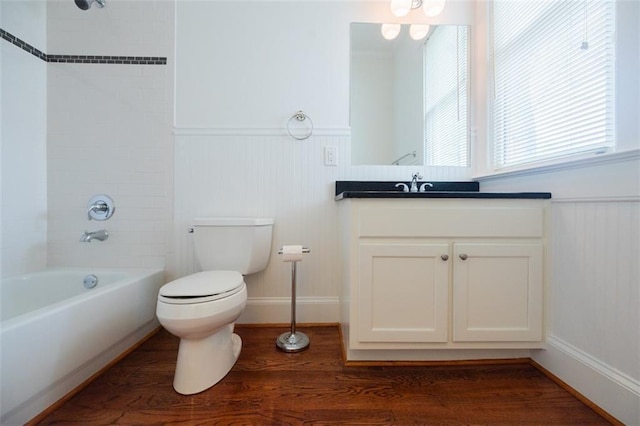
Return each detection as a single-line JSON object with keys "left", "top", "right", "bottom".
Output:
{"left": 350, "top": 23, "right": 469, "bottom": 166}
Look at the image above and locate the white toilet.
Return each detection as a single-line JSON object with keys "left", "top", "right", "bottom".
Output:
{"left": 156, "top": 217, "right": 273, "bottom": 395}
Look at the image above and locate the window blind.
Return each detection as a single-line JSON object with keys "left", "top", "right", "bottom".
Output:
{"left": 490, "top": 0, "right": 615, "bottom": 170}
{"left": 424, "top": 26, "right": 469, "bottom": 167}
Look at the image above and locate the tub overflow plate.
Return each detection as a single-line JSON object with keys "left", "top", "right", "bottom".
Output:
{"left": 83, "top": 274, "right": 98, "bottom": 289}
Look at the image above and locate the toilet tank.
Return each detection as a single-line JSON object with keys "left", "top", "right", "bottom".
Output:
{"left": 192, "top": 218, "right": 274, "bottom": 274}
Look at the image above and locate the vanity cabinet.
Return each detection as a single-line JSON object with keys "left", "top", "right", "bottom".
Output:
{"left": 338, "top": 198, "right": 548, "bottom": 356}
{"left": 358, "top": 242, "right": 450, "bottom": 343}
{"left": 451, "top": 242, "right": 543, "bottom": 342}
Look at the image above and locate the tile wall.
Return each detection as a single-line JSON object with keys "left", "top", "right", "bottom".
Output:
{"left": 45, "top": 0, "right": 174, "bottom": 271}
{"left": 1, "top": 2, "right": 48, "bottom": 278}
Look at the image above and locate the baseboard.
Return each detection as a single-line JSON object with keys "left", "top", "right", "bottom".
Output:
{"left": 237, "top": 296, "right": 340, "bottom": 324}
{"left": 344, "top": 357, "right": 531, "bottom": 367}
{"left": 531, "top": 335, "right": 639, "bottom": 425}
{"left": 237, "top": 322, "right": 339, "bottom": 328}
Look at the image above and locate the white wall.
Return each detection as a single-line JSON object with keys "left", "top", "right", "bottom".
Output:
{"left": 393, "top": 32, "right": 423, "bottom": 163}
{"left": 175, "top": 0, "right": 473, "bottom": 129}
{"left": 473, "top": 2, "right": 640, "bottom": 424}
{"left": 351, "top": 49, "right": 395, "bottom": 164}
{"left": 45, "top": 0, "right": 174, "bottom": 270}
{"left": 174, "top": 0, "right": 475, "bottom": 323}
{"left": 1, "top": 1, "right": 48, "bottom": 278}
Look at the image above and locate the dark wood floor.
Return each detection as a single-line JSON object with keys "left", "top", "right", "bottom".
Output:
{"left": 35, "top": 325, "right": 612, "bottom": 425}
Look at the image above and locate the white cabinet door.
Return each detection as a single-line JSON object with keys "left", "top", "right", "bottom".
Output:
{"left": 452, "top": 243, "right": 543, "bottom": 342}
{"left": 358, "top": 242, "right": 449, "bottom": 343}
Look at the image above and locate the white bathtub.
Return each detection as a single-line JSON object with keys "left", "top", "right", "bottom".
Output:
{"left": 0, "top": 268, "right": 164, "bottom": 425}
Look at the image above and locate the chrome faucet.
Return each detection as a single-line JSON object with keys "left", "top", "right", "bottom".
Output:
{"left": 410, "top": 173, "right": 423, "bottom": 193}
{"left": 80, "top": 229, "right": 109, "bottom": 242}
{"left": 395, "top": 173, "right": 432, "bottom": 193}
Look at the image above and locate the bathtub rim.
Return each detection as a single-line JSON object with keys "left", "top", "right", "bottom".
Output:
{"left": 1, "top": 267, "right": 164, "bottom": 331}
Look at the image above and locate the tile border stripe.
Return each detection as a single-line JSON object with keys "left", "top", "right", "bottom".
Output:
{"left": 0, "top": 28, "right": 166, "bottom": 65}
{"left": 0, "top": 28, "right": 48, "bottom": 61}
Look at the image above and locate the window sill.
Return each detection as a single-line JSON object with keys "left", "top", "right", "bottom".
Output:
{"left": 472, "top": 149, "right": 640, "bottom": 182}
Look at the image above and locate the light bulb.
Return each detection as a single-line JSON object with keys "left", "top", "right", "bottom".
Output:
{"left": 381, "top": 23, "right": 401, "bottom": 40}
{"left": 390, "top": 0, "right": 412, "bottom": 17}
{"left": 422, "top": 0, "right": 445, "bottom": 17}
{"left": 409, "top": 24, "right": 430, "bottom": 40}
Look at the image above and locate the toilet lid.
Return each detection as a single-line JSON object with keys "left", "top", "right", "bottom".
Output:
{"left": 159, "top": 271, "right": 244, "bottom": 299}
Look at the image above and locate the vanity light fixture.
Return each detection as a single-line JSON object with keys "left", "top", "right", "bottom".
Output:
{"left": 390, "top": 0, "right": 445, "bottom": 18}
{"left": 381, "top": 23, "right": 402, "bottom": 40}
{"left": 390, "top": 0, "right": 417, "bottom": 17}
{"left": 409, "top": 24, "right": 430, "bottom": 40}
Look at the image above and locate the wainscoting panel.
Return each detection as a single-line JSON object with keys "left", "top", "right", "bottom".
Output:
{"left": 173, "top": 132, "right": 471, "bottom": 323}
{"left": 550, "top": 199, "right": 639, "bottom": 377}
{"left": 539, "top": 198, "right": 640, "bottom": 425}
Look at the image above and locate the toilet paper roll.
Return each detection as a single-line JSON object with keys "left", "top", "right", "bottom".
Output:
{"left": 281, "top": 245, "right": 304, "bottom": 262}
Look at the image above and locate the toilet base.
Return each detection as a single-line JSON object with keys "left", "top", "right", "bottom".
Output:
{"left": 172, "top": 324, "right": 242, "bottom": 395}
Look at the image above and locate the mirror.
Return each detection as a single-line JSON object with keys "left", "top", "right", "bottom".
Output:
{"left": 350, "top": 23, "right": 469, "bottom": 166}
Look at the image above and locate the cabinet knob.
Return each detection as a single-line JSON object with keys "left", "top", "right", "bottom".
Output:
{"left": 459, "top": 253, "right": 468, "bottom": 261}
{"left": 441, "top": 254, "right": 449, "bottom": 261}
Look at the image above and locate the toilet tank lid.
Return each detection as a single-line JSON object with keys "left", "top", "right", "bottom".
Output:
{"left": 159, "top": 271, "right": 244, "bottom": 298}
{"left": 193, "top": 217, "right": 273, "bottom": 227}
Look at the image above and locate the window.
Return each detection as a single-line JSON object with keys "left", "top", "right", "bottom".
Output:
{"left": 424, "top": 25, "right": 469, "bottom": 167}
{"left": 490, "top": 0, "right": 616, "bottom": 171}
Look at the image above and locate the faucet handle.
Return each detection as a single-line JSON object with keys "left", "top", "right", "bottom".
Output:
{"left": 419, "top": 182, "right": 434, "bottom": 192}
{"left": 412, "top": 172, "right": 423, "bottom": 181}
{"left": 87, "top": 201, "right": 108, "bottom": 220}
{"left": 87, "top": 194, "right": 115, "bottom": 221}
{"left": 395, "top": 183, "right": 409, "bottom": 192}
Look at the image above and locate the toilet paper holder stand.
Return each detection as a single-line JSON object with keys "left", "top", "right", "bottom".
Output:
{"left": 276, "top": 246, "right": 311, "bottom": 352}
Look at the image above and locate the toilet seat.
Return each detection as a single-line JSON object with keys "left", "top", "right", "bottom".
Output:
{"left": 158, "top": 271, "right": 245, "bottom": 305}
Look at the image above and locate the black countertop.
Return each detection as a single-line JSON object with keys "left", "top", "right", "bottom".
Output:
{"left": 334, "top": 181, "right": 552, "bottom": 200}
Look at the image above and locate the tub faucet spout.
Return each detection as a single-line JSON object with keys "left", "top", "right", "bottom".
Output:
{"left": 80, "top": 229, "right": 109, "bottom": 242}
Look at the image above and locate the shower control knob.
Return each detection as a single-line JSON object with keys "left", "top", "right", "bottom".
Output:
{"left": 87, "top": 194, "right": 115, "bottom": 221}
